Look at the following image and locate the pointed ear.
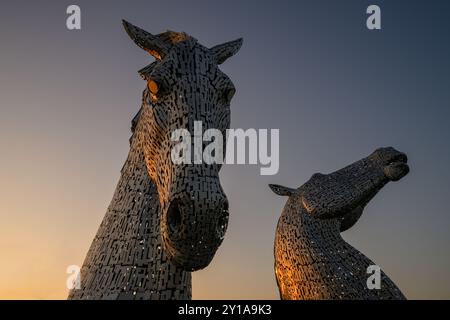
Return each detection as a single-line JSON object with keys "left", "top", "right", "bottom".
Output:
{"left": 210, "top": 38, "right": 243, "bottom": 65}
{"left": 122, "top": 20, "right": 170, "bottom": 60}
{"left": 269, "top": 184, "right": 296, "bottom": 197}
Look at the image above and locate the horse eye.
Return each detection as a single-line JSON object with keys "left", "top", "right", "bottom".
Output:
{"left": 148, "top": 79, "right": 159, "bottom": 95}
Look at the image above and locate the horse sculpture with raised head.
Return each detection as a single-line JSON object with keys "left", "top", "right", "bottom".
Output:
{"left": 270, "top": 147, "right": 409, "bottom": 300}
{"left": 68, "top": 20, "right": 242, "bottom": 300}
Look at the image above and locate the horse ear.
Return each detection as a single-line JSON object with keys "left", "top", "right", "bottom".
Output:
{"left": 122, "top": 20, "right": 170, "bottom": 60}
{"left": 210, "top": 38, "right": 243, "bottom": 65}
{"left": 269, "top": 184, "right": 296, "bottom": 197}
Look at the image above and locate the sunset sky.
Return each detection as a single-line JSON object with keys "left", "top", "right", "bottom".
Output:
{"left": 0, "top": 0, "right": 449, "bottom": 299}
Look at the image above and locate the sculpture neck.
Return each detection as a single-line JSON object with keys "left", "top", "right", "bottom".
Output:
{"left": 68, "top": 114, "right": 191, "bottom": 300}
{"left": 120, "top": 120, "right": 192, "bottom": 299}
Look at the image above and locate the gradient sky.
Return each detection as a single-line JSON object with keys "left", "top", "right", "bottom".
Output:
{"left": 0, "top": 0, "right": 449, "bottom": 299}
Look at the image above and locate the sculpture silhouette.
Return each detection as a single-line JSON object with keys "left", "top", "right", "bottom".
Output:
{"left": 270, "top": 147, "right": 409, "bottom": 300}
{"left": 68, "top": 20, "right": 242, "bottom": 299}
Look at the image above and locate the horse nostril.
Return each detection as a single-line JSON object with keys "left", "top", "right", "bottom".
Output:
{"left": 167, "top": 200, "right": 182, "bottom": 235}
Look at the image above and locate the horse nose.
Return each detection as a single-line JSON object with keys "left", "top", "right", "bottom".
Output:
{"left": 166, "top": 193, "right": 229, "bottom": 241}
{"left": 163, "top": 192, "right": 229, "bottom": 270}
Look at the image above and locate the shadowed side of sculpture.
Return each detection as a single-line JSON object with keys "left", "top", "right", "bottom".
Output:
{"left": 270, "top": 147, "right": 409, "bottom": 300}
{"left": 68, "top": 20, "right": 242, "bottom": 299}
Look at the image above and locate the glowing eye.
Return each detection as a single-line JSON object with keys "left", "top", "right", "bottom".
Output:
{"left": 148, "top": 80, "right": 159, "bottom": 95}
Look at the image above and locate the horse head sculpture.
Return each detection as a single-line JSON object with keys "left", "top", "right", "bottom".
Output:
{"left": 123, "top": 20, "right": 242, "bottom": 271}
